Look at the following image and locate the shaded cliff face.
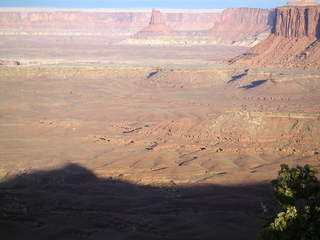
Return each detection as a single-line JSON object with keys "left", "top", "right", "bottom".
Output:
{"left": 209, "top": 8, "right": 275, "bottom": 44}
{"left": 230, "top": 6, "right": 320, "bottom": 70}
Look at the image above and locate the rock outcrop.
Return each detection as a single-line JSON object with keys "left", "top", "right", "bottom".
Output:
{"left": 133, "top": 10, "right": 172, "bottom": 39}
{"left": 229, "top": 5, "right": 320, "bottom": 70}
{"left": 209, "top": 8, "right": 275, "bottom": 45}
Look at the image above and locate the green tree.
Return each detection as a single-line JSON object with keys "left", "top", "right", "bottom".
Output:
{"left": 259, "top": 164, "right": 320, "bottom": 240}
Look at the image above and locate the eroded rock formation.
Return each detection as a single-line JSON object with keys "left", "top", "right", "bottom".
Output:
{"left": 229, "top": 5, "right": 320, "bottom": 70}
{"left": 133, "top": 9, "right": 172, "bottom": 39}
{"left": 274, "top": 6, "right": 320, "bottom": 37}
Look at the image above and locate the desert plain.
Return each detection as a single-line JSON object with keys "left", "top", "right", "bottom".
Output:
{"left": 0, "top": 5, "right": 320, "bottom": 240}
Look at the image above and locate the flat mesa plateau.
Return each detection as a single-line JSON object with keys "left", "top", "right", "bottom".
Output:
{"left": 0, "top": 34, "right": 320, "bottom": 239}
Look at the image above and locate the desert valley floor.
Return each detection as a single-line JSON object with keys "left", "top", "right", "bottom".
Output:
{"left": 1, "top": 35, "right": 320, "bottom": 239}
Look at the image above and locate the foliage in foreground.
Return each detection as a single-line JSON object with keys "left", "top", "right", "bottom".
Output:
{"left": 259, "top": 164, "right": 320, "bottom": 240}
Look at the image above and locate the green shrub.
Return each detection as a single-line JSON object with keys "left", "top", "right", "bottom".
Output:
{"left": 259, "top": 164, "right": 320, "bottom": 240}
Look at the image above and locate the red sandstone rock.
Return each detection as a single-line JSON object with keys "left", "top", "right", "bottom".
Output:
{"left": 229, "top": 6, "right": 320, "bottom": 70}
{"left": 133, "top": 10, "right": 172, "bottom": 39}
{"left": 149, "top": 9, "right": 166, "bottom": 25}
{"left": 209, "top": 8, "right": 275, "bottom": 42}
{"left": 274, "top": 6, "right": 320, "bottom": 37}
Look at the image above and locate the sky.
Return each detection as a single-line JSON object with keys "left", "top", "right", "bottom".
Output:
{"left": 0, "top": 0, "right": 290, "bottom": 9}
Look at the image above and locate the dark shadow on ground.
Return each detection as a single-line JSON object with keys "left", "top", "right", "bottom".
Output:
{"left": 227, "top": 69, "right": 249, "bottom": 84}
{"left": 147, "top": 71, "right": 159, "bottom": 79}
{"left": 239, "top": 80, "right": 268, "bottom": 89}
{"left": 0, "top": 164, "right": 276, "bottom": 240}
{"left": 316, "top": 17, "right": 320, "bottom": 39}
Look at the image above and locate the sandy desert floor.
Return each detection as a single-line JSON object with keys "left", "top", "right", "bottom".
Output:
{"left": 0, "top": 36, "right": 320, "bottom": 239}
{"left": 0, "top": 35, "right": 248, "bottom": 65}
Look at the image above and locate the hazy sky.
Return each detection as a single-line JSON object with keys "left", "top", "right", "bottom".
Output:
{"left": 0, "top": 0, "right": 291, "bottom": 9}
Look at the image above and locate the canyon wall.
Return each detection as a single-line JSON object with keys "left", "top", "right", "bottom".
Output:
{"left": 0, "top": 9, "right": 222, "bottom": 33}
{"left": 209, "top": 8, "right": 275, "bottom": 44}
{"left": 0, "top": 11, "right": 149, "bottom": 32}
{"left": 230, "top": 6, "right": 320, "bottom": 70}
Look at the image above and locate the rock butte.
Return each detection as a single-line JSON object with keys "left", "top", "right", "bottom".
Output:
{"left": 133, "top": 9, "right": 173, "bottom": 39}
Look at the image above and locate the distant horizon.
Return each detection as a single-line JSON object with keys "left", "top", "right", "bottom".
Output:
{"left": 0, "top": 0, "right": 293, "bottom": 9}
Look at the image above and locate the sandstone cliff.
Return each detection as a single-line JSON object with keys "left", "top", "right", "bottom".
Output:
{"left": 229, "top": 6, "right": 320, "bottom": 70}
{"left": 274, "top": 6, "right": 320, "bottom": 37}
{"left": 209, "top": 8, "right": 275, "bottom": 45}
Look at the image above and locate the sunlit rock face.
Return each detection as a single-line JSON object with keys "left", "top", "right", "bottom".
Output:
{"left": 274, "top": 6, "right": 320, "bottom": 38}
